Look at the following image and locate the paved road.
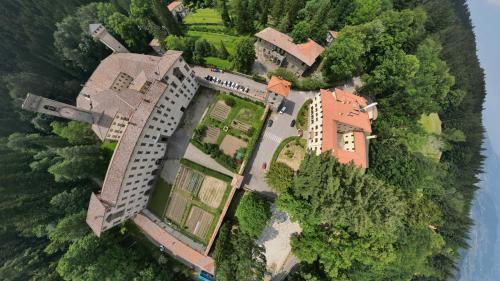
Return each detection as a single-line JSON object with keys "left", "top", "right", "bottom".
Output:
{"left": 243, "top": 90, "right": 316, "bottom": 197}
{"left": 193, "top": 66, "right": 268, "bottom": 102}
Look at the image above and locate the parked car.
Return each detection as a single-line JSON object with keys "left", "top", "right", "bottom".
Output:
{"left": 267, "top": 119, "right": 274, "bottom": 127}
{"left": 211, "top": 68, "right": 221, "bottom": 73}
{"left": 262, "top": 162, "right": 267, "bottom": 170}
{"left": 198, "top": 271, "right": 214, "bottom": 281}
{"left": 279, "top": 106, "right": 287, "bottom": 114}
{"left": 245, "top": 87, "right": 250, "bottom": 93}
{"left": 290, "top": 119, "right": 296, "bottom": 127}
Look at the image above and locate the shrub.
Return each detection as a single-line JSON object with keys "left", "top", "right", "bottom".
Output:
{"left": 267, "top": 68, "right": 298, "bottom": 86}
{"left": 224, "top": 97, "right": 236, "bottom": 107}
{"left": 298, "top": 77, "right": 329, "bottom": 90}
{"left": 266, "top": 162, "right": 295, "bottom": 193}
{"left": 236, "top": 192, "right": 271, "bottom": 238}
{"left": 296, "top": 99, "right": 312, "bottom": 130}
{"left": 251, "top": 74, "right": 267, "bottom": 83}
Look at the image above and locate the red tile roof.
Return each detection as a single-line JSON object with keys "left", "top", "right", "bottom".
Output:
{"left": 267, "top": 76, "right": 292, "bottom": 97}
{"left": 320, "top": 89, "right": 371, "bottom": 168}
{"left": 255, "top": 27, "right": 324, "bottom": 66}
{"left": 167, "top": 1, "right": 182, "bottom": 11}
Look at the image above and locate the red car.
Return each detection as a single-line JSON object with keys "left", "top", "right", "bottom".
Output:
{"left": 261, "top": 162, "right": 267, "bottom": 170}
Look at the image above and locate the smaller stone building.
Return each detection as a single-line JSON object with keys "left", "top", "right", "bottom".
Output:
{"left": 168, "top": 1, "right": 188, "bottom": 19}
{"left": 266, "top": 76, "right": 291, "bottom": 111}
{"left": 255, "top": 27, "right": 324, "bottom": 76}
{"left": 308, "top": 89, "right": 377, "bottom": 169}
{"left": 326, "top": 30, "right": 338, "bottom": 45}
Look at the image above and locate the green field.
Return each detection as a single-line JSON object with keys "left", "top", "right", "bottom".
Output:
{"left": 406, "top": 113, "right": 444, "bottom": 161}
{"left": 186, "top": 30, "right": 240, "bottom": 54}
{"left": 205, "top": 57, "right": 233, "bottom": 70}
{"left": 184, "top": 8, "right": 241, "bottom": 70}
{"left": 184, "top": 8, "right": 223, "bottom": 25}
{"left": 419, "top": 113, "right": 442, "bottom": 135}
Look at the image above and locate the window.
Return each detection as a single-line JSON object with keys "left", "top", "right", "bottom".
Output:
{"left": 106, "top": 210, "right": 125, "bottom": 222}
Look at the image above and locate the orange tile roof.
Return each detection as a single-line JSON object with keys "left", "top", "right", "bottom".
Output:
{"left": 320, "top": 89, "right": 371, "bottom": 168}
{"left": 333, "top": 131, "right": 367, "bottom": 168}
{"left": 133, "top": 213, "right": 215, "bottom": 274}
{"left": 267, "top": 76, "right": 292, "bottom": 97}
{"left": 167, "top": 1, "right": 182, "bottom": 11}
{"left": 255, "top": 27, "right": 324, "bottom": 66}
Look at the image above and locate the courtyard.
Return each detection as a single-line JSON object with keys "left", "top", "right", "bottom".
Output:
{"left": 148, "top": 160, "right": 232, "bottom": 244}
{"left": 191, "top": 92, "right": 266, "bottom": 173}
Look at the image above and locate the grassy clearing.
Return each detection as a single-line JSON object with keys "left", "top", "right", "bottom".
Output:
{"left": 147, "top": 178, "right": 172, "bottom": 218}
{"left": 205, "top": 57, "right": 232, "bottom": 70}
{"left": 276, "top": 139, "right": 307, "bottom": 171}
{"left": 271, "top": 137, "right": 304, "bottom": 166}
{"left": 186, "top": 30, "right": 240, "bottom": 54}
{"left": 184, "top": 8, "right": 241, "bottom": 70}
{"left": 419, "top": 113, "right": 442, "bottom": 135}
{"left": 184, "top": 8, "right": 223, "bottom": 25}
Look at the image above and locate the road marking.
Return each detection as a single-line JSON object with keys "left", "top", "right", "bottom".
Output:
{"left": 263, "top": 131, "right": 282, "bottom": 143}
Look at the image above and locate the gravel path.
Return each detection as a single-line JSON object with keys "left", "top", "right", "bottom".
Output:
{"left": 257, "top": 204, "right": 301, "bottom": 276}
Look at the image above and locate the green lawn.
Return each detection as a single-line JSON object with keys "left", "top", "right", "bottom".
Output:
{"left": 147, "top": 178, "right": 172, "bottom": 218}
{"left": 184, "top": 8, "right": 241, "bottom": 71}
{"left": 186, "top": 30, "right": 240, "bottom": 54}
{"left": 184, "top": 8, "right": 223, "bottom": 25}
{"left": 205, "top": 57, "right": 232, "bottom": 70}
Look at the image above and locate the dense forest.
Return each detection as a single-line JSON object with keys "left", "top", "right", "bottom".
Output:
{"left": 0, "top": 0, "right": 485, "bottom": 281}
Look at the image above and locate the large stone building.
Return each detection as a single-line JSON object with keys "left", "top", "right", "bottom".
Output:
{"left": 255, "top": 27, "right": 324, "bottom": 76}
{"left": 23, "top": 50, "right": 199, "bottom": 236}
{"left": 308, "top": 89, "right": 377, "bottom": 169}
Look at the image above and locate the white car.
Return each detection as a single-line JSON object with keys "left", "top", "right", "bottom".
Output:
{"left": 279, "top": 106, "right": 287, "bottom": 114}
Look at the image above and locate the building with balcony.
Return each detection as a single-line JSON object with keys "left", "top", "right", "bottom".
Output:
{"left": 308, "top": 89, "right": 377, "bottom": 169}
{"left": 255, "top": 27, "right": 325, "bottom": 76}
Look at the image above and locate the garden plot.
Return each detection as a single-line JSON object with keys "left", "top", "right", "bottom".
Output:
{"left": 174, "top": 166, "right": 205, "bottom": 195}
{"left": 209, "top": 101, "right": 231, "bottom": 122}
{"left": 202, "top": 126, "right": 220, "bottom": 144}
{"left": 198, "top": 176, "right": 227, "bottom": 208}
{"left": 220, "top": 135, "right": 248, "bottom": 157}
{"left": 185, "top": 206, "right": 214, "bottom": 239}
{"left": 231, "top": 120, "right": 251, "bottom": 133}
{"left": 165, "top": 193, "right": 188, "bottom": 224}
